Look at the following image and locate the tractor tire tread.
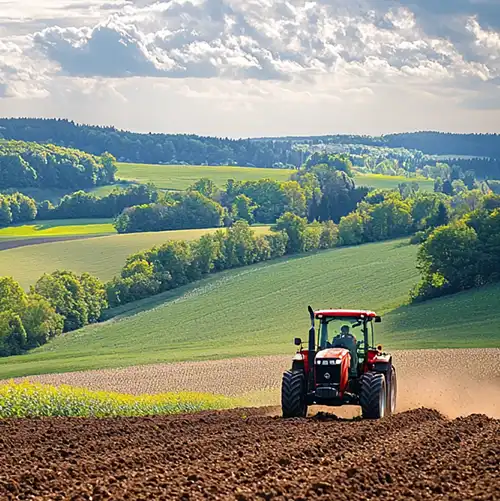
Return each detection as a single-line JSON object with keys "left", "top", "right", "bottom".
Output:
{"left": 360, "top": 372, "right": 386, "bottom": 419}
{"left": 281, "top": 370, "right": 307, "bottom": 418}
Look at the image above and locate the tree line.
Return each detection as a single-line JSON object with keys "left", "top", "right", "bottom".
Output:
{"left": 38, "top": 184, "right": 158, "bottom": 220}
{"left": 0, "top": 185, "right": 158, "bottom": 227}
{"left": 2, "top": 119, "right": 500, "bottom": 176}
{"left": 0, "top": 139, "right": 116, "bottom": 190}
{"left": 0, "top": 153, "right": 365, "bottom": 231}
{"left": 0, "top": 119, "right": 300, "bottom": 168}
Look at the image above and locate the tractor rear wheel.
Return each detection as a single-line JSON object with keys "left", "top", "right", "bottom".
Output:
{"left": 360, "top": 372, "right": 387, "bottom": 419}
{"left": 386, "top": 366, "right": 397, "bottom": 415}
{"left": 281, "top": 370, "right": 307, "bottom": 418}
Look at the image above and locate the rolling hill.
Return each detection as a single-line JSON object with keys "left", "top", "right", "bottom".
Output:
{"left": 1, "top": 238, "right": 497, "bottom": 379}
{"left": 0, "top": 226, "right": 270, "bottom": 289}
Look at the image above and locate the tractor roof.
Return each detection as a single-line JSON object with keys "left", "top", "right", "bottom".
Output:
{"left": 314, "top": 309, "right": 378, "bottom": 319}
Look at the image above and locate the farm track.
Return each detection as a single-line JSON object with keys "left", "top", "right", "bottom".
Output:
{"left": 0, "top": 407, "right": 498, "bottom": 500}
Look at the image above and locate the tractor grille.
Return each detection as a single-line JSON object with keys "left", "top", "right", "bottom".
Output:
{"left": 315, "top": 363, "right": 341, "bottom": 385}
{"left": 315, "top": 387, "right": 339, "bottom": 399}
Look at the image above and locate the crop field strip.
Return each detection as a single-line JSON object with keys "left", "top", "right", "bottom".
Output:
{"left": 1, "top": 239, "right": 499, "bottom": 379}
{"left": 0, "top": 226, "right": 270, "bottom": 289}
{"left": 0, "top": 381, "right": 235, "bottom": 418}
{"left": 0, "top": 406, "right": 498, "bottom": 500}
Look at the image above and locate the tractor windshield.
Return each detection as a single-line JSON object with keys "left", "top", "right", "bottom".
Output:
{"left": 318, "top": 318, "right": 365, "bottom": 351}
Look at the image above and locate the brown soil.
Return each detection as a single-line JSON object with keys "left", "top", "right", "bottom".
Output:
{"left": 0, "top": 407, "right": 498, "bottom": 500}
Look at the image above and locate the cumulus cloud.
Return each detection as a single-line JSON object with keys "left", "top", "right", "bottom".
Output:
{"left": 23, "top": 0, "right": 500, "bottom": 91}
{"left": 0, "top": 0, "right": 499, "bottom": 133}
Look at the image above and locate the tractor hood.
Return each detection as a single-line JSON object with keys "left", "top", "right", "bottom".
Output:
{"left": 315, "top": 347, "right": 350, "bottom": 360}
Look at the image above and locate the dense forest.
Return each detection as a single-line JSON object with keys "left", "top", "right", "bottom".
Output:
{"left": 1, "top": 119, "right": 500, "bottom": 179}
{"left": 0, "top": 140, "right": 116, "bottom": 190}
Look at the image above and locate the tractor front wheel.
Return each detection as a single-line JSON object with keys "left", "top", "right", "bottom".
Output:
{"left": 360, "top": 372, "right": 387, "bottom": 419}
{"left": 281, "top": 370, "right": 307, "bottom": 418}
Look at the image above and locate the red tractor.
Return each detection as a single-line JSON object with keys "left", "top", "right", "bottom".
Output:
{"left": 281, "top": 306, "right": 397, "bottom": 419}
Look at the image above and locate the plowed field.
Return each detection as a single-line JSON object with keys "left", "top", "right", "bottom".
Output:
{"left": 0, "top": 407, "right": 498, "bottom": 500}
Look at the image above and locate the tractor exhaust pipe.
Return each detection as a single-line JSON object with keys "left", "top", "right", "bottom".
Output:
{"left": 307, "top": 306, "right": 316, "bottom": 389}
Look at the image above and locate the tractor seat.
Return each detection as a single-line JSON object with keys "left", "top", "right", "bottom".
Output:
{"left": 332, "top": 334, "right": 359, "bottom": 377}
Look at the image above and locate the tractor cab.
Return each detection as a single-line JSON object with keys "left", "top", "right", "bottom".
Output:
{"left": 283, "top": 306, "right": 396, "bottom": 420}
{"left": 316, "top": 310, "right": 382, "bottom": 378}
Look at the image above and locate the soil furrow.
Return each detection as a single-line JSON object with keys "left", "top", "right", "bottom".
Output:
{"left": 0, "top": 408, "right": 498, "bottom": 500}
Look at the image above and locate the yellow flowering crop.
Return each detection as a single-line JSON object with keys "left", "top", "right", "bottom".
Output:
{"left": 0, "top": 381, "right": 238, "bottom": 418}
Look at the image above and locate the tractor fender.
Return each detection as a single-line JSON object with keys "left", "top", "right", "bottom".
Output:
{"left": 292, "top": 350, "right": 308, "bottom": 373}
{"left": 373, "top": 354, "right": 392, "bottom": 375}
{"left": 373, "top": 353, "right": 392, "bottom": 364}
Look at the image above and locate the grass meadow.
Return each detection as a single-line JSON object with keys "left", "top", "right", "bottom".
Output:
{"left": 0, "top": 219, "right": 116, "bottom": 239}
{"left": 0, "top": 226, "right": 270, "bottom": 289}
{"left": 116, "top": 163, "right": 295, "bottom": 190}
{"left": 353, "top": 173, "right": 435, "bottom": 192}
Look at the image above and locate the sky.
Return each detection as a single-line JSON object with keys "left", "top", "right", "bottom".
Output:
{"left": 0, "top": 0, "right": 499, "bottom": 138}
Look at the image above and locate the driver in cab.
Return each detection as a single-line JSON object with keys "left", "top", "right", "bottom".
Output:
{"left": 331, "top": 325, "right": 358, "bottom": 376}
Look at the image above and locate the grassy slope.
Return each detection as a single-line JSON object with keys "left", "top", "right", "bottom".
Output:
{"left": 2, "top": 185, "right": 126, "bottom": 204}
{"left": 0, "top": 219, "right": 116, "bottom": 239}
{"left": 381, "top": 284, "right": 500, "bottom": 349}
{"left": 0, "top": 226, "right": 270, "bottom": 289}
{"left": 4, "top": 238, "right": 497, "bottom": 380}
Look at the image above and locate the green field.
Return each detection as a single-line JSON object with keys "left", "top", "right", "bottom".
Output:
{"left": 354, "top": 173, "right": 435, "bottom": 192}
{"left": 1, "top": 238, "right": 497, "bottom": 379}
{"left": 116, "top": 163, "right": 295, "bottom": 190}
{"left": 0, "top": 219, "right": 116, "bottom": 239}
{"left": 116, "top": 163, "right": 435, "bottom": 192}
{"left": 2, "top": 185, "right": 127, "bottom": 204}
{"left": 0, "top": 226, "right": 271, "bottom": 289}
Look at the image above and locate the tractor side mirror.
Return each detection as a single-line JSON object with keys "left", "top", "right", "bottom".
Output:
{"left": 294, "top": 337, "right": 302, "bottom": 346}
{"left": 374, "top": 316, "right": 382, "bottom": 323}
